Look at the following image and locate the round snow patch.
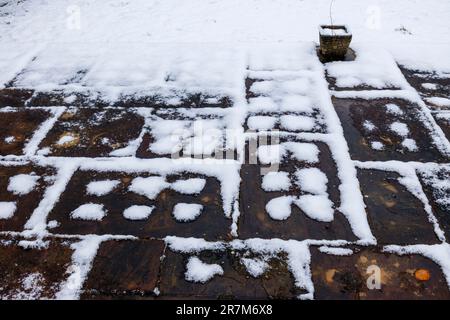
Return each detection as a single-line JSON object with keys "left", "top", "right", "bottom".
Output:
{"left": 0, "top": 201, "right": 17, "bottom": 219}
{"left": 70, "top": 203, "right": 107, "bottom": 221}
{"left": 173, "top": 203, "right": 203, "bottom": 222}
{"left": 86, "top": 179, "right": 120, "bottom": 196}
{"left": 7, "top": 173, "right": 40, "bottom": 196}
{"left": 123, "top": 205, "right": 154, "bottom": 220}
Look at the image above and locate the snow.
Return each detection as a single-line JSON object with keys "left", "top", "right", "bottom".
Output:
{"left": 247, "top": 116, "right": 277, "bottom": 131}
{"left": 0, "top": 202, "right": 16, "bottom": 219}
{"left": 123, "top": 205, "right": 154, "bottom": 220}
{"left": 262, "top": 171, "right": 291, "bottom": 192}
{"left": 86, "top": 179, "right": 120, "bottom": 196}
{"left": 7, "top": 173, "right": 40, "bottom": 195}
{"left": 280, "top": 95, "right": 314, "bottom": 113}
{"left": 295, "top": 168, "right": 328, "bottom": 195}
{"left": 362, "top": 120, "right": 376, "bottom": 132}
{"left": 283, "top": 142, "right": 320, "bottom": 163}
{"left": 280, "top": 115, "right": 316, "bottom": 132}
{"left": 319, "top": 26, "right": 351, "bottom": 37}
{"left": 56, "top": 135, "right": 76, "bottom": 146}
{"left": 318, "top": 246, "right": 353, "bottom": 256}
{"left": 265, "top": 196, "right": 293, "bottom": 221}
{"left": 370, "top": 141, "right": 384, "bottom": 151}
{"left": 56, "top": 235, "right": 105, "bottom": 300}
{"left": 421, "top": 83, "right": 438, "bottom": 91}
{"left": 426, "top": 97, "right": 450, "bottom": 108}
{"left": 401, "top": 138, "right": 418, "bottom": 152}
{"left": 241, "top": 258, "right": 269, "bottom": 278}
{"left": 4, "top": 136, "right": 15, "bottom": 143}
{"left": 385, "top": 104, "right": 404, "bottom": 116}
{"left": 171, "top": 178, "right": 206, "bottom": 195}
{"left": 257, "top": 144, "right": 286, "bottom": 165}
{"left": 173, "top": 203, "right": 203, "bottom": 222}
{"left": 70, "top": 203, "right": 107, "bottom": 221}
{"left": 184, "top": 256, "right": 224, "bottom": 283}
{"left": 389, "top": 121, "right": 409, "bottom": 137}
{"left": 129, "top": 176, "right": 169, "bottom": 200}
{"left": 294, "top": 195, "right": 334, "bottom": 222}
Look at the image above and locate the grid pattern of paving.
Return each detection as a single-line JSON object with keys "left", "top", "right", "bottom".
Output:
{"left": 1, "top": 45, "right": 450, "bottom": 300}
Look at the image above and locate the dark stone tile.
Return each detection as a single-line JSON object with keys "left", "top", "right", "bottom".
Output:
{"left": 238, "top": 139, "right": 357, "bottom": 241}
{"left": 333, "top": 97, "right": 449, "bottom": 162}
{"left": 81, "top": 239, "right": 164, "bottom": 299}
{"left": 159, "top": 248, "right": 299, "bottom": 299}
{"left": 311, "top": 246, "right": 450, "bottom": 300}
{"left": 0, "top": 164, "right": 56, "bottom": 232}
{"left": 37, "top": 108, "right": 144, "bottom": 157}
{"left": 0, "top": 107, "right": 51, "bottom": 156}
{"left": 0, "top": 236, "right": 73, "bottom": 299}
{"left": 358, "top": 169, "right": 440, "bottom": 245}
{"left": 48, "top": 171, "right": 231, "bottom": 240}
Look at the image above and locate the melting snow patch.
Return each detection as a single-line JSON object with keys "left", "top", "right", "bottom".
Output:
{"left": 389, "top": 121, "right": 409, "bottom": 137}
{"left": 247, "top": 116, "right": 277, "bottom": 131}
{"left": 241, "top": 258, "right": 269, "bottom": 278}
{"left": 370, "top": 141, "right": 385, "bottom": 150}
{"left": 57, "top": 134, "right": 76, "bottom": 146}
{"left": 363, "top": 120, "right": 376, "bottom": 132}
{"left": 294, "top": 195, "right": 334, "bottom": 222}
{"left": 280, "top": 115, "right": 315, "bottom": 132}
{"left": 318, "top": 246, "right": 353, "bottom": 256}
{"left": 295, "top": 168, "right": 328, "bottom": 195}
{"left": 71, "top": 203, "right": 107, "bottom": 221}
{"left": 86, "top": 179, "right": 120, "bottom": 196}
{"left": 185, "top": 256, "right": 224, "bottom": 283}
{"left": 426, "top": 97, "right": 450, "bottom": 107}
{"left": 402, "top": 138, "right": 419, "bottom": 152}
{"left": 265, "top": 196, "right": 293, "bottom": 220}
{"left": 4, "top": 136, "right": 15, "bottom": 143}
{"left": 0, "top": 201, "right": 17, "bottom": 219}
{"left": 7, "top": 173, "right": 40, "bottom": 195}
{"left": 262, "top": 171, "right": 291, "bottom": 192}
{"left": 257, "top": 144, "right": 286, "bottom": 165}
{"left": 283, "top": 142, "right": 319, "bottom": 163}
{"left": 173, "top": 203, "right": 203, "bottom": 222}
{"left": 421, "top": 83, "right": 438, "bottom": 90}
{"left": 171, "top": 178, "right": 206, "bottom": 195}
{"left": 385, "top": 103, "right": 404, "bottom": 116}
{"left": 123, "top": 205, "right": 154, "bottom": 220}
{"left": 129, "top": 176, "right": 169, "bottom": 200}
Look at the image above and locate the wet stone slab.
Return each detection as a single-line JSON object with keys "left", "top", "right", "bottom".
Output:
{"left": 399, "top": 66, "right": 450, "bottom": 102}
{"left": 136, "top": 111, "right": 236, "bottom": 160}
{"left": 37, "top": 108, "right": 144, "bottom": 157}
{"left": 0, "top": 107, "right": 52, "bottom": 156}
{"left": 0, "top": 164, "right": 56, "bottom": 232}
{"left": 0, "top": 236, "right": 73, "bottom": 299}
{"left": 418, "top": 167, "right": 450, "bottom": 242}
{"left": 0, "top": 88, "right": 34, "bottom": 108}
{"left": 357, "top": 169, "right": 441, "bottom": 245}
{"left": 238, "top": 138, "right": 357, "bottom": 242}
{"left": 332, "top": 97, "right": 449, "bottom": 162}
{"left": 158, "top": 248, "right": 300, "bottom": 299}
{"left": 47, "top": 170, "right": 230, "bottom": 240}
{"left": 310, "top": 246, "right": 450, "bottom": 300}
{"left": 81, "top": 239, "right": 165, "bottom": 299}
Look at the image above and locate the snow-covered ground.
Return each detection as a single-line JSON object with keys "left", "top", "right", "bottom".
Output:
{"left": 1, "top": 0, "right": 450, "bottom": 98}
{"left": 1, "top": 0, "right": 450, "bottom": 300}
